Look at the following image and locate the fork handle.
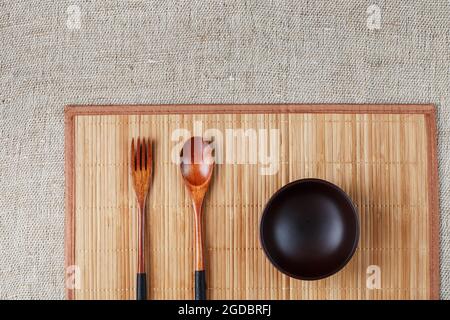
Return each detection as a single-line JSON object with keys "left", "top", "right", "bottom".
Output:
{"left": 136, "top": 273, "right": 147, "bottom": 300}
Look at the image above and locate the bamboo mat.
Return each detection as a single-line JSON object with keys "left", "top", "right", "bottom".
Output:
{"left": 65, "top": 104, "right": 439, "bottom": 300}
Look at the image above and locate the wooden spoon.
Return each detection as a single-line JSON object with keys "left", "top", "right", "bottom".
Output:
{"left": 180, "top": 136, "right": 215, "bottom": 300}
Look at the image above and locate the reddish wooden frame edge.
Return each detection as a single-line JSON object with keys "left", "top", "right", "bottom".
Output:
{"left": 64, "top": 104, "right": 440, "bottom": 300}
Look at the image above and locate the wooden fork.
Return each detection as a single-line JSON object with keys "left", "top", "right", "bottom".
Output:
{"left": 130, "top": 137, "right": 152, "bottom": 300}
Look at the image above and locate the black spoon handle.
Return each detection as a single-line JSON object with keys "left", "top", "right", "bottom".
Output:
{"left": 195, "top": 270, "right": 206, "bottom": 300}
{"left": 136, "top": 273, "right": 147, "bottom": 300}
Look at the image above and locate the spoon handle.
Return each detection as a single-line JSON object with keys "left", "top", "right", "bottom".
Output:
{"left": 195, "top": 271, "right": 206, "bottom": 300}
{"left": 136, "top": 273, "right": 147, "bottom": 300}
{"left": 193, "top": 201, "right": 206, "bottom": 300}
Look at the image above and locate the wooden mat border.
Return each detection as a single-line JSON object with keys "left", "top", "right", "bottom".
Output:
{"left": 64, "top": 104, "right": 440, "bottom": 300}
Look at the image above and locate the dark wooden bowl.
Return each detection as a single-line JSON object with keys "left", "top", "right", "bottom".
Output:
{"left": 260, "top": 179, "right": 359, "bottom": 280}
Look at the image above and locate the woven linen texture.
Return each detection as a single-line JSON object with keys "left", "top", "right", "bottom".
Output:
{"left": 0, "top": 0, "right": 449, "bottom": 299}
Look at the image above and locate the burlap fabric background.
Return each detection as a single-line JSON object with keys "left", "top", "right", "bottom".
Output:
{"left": 0, "top": 1, "right": 448, "bottom": 299}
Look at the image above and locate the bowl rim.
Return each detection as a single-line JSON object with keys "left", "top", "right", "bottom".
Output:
{"left": 259, "top": 178, "right": 360, "bottom": 280}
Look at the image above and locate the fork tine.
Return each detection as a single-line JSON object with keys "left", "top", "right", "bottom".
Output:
{"left": 147, "top": 139, "right": 152, "bottom": 171}
{"left": 131, "top": 138, "right": 136, "bottom": 171}
{"left": 137, "top": 137, "right": 142, "bottom": 170}
{"left": 142, "top": 137, "right": 147, "bottom": 170}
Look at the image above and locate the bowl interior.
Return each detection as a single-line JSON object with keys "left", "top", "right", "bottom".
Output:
{"left": 260, "top": 179, "right": 359, "bottom": 280}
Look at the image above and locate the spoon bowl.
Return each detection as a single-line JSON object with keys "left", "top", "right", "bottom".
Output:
{"left": 180, "top": 137, "right": 214, "bottom": 187}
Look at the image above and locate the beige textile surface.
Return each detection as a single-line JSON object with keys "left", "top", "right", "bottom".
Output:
{"left": 0, "top": 1, "right": 449, "bottom": 299}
